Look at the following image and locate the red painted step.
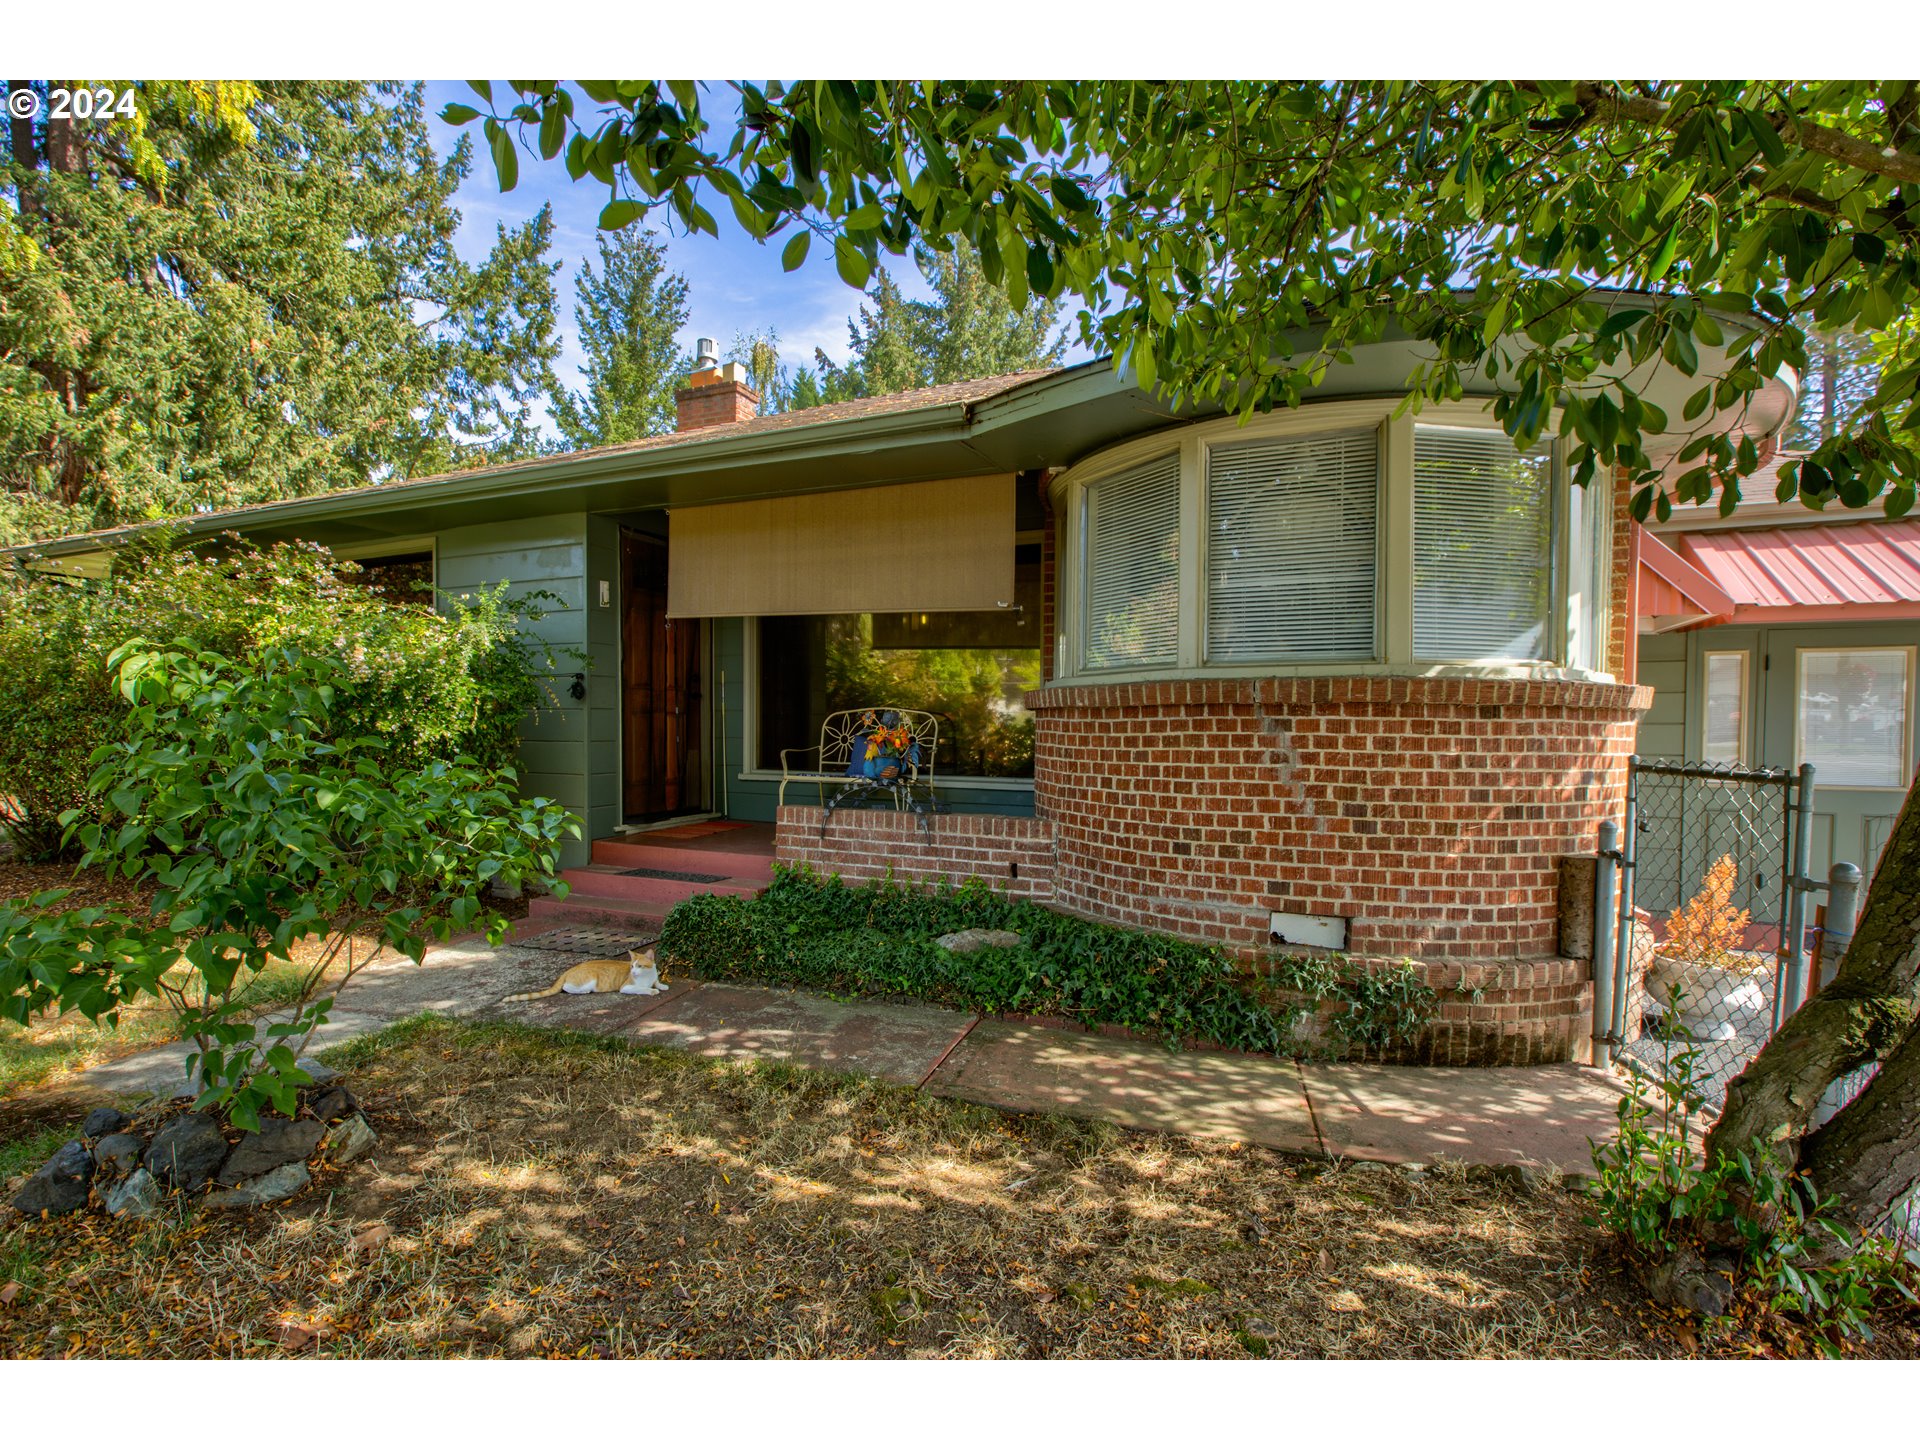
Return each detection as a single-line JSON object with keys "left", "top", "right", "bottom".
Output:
{"left": 562, "top": 866, "right": 761, "bottom": 907}
{"left": 588, "top": 838, "right": 776, "bottom": 885}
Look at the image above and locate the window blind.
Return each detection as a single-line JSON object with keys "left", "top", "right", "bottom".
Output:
{"left": 1083, "top": 453, "right": 1181, "bottom": 671}
{"left": 1413, "top": 428, "right": 1555, "bottom": 661}
{"left": 666, "top": 473, "right": 1014, "bottom": 618}
{"left": 1205, "top": 428, "right": 1378, "bottom": 662}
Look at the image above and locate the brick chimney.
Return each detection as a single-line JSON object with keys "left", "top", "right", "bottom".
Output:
{"left": 675, "top": 337, "right": 761, "bottom": 431}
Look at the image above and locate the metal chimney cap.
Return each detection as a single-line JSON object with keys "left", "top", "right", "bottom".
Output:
{"left": 694, "top": 337, "right": 718, "bottom": 369}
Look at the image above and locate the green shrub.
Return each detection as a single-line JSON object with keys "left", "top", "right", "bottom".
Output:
{"left": 1264, "top": 950, "right": 1442, "bottom": 1055}
{"left": 0, "top": 534, "right": 562, "bottom": 857}
{"left": 1588, "top": 995, "right": 1919, "bottom": 1354}
{"left": 660, "top": 866, "right": 1294, "bottom": 1054}
{"left": 0, "top": 642, "right": 577, "bottom": 1129}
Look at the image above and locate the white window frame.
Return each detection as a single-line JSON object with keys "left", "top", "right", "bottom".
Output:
{"left": 1700, "top": 650, "right": 1751, "bottom": 766}
{"left": 1793, "top": 645, "right": 1916, "bottom": 791}
{"left": 1200, "top": 425, "right": 1384, "bottom": 666}
{"left": 1409, "top": 424, "right": 1562, "bottom": 665}
{"left": 1049, "top": 399, "right": 1608, "bottom": 684}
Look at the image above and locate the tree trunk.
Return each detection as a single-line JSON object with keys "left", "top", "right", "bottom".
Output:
{"left": 1799, "top": 1018, "right": 1920, "bottom": 1238}
{"left": 1708, "top": 771, "right": 1920, "bottom": 1165}
{"left": 8, "top": 82, "right": 38, "bottom": 175}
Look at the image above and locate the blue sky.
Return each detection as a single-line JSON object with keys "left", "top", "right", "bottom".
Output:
{"left": 420, "top": 82, "right": 1092, "bottom": 436}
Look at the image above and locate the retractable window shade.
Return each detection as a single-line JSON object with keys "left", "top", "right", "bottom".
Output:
{"left": 1206, "top": 428, "right": 1378, "bottom": 662}
{"left": 1083, "top": 453, "right": 1181, "bottom": 671}
{"left": 1413, "top": 428, "right": 1555, "bottom": 661}
{"left": 665, "top": 473, "right": 1015, "bottom": 618}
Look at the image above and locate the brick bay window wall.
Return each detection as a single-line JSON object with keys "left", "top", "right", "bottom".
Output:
{"left": 1028, "top": 399, "right": 1649, "bottom": 1064}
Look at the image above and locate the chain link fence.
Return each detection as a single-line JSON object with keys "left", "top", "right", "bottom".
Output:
{"left": 1611, "top": 758, "right": 1809, "bottom": 1113}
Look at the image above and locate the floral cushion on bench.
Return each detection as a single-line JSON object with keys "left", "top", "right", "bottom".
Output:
{"left": 844, "top": 710, "right": 922, "bottom": 780}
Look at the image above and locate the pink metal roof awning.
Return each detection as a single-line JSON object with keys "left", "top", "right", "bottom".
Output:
{"left": 1637, "top": 531, "right": 1738, "bottom": 633}
{"left": 1675, "top": 520, "right": 1920, "bottom": 627}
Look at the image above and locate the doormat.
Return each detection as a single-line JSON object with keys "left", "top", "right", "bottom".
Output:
{"left": 617, "top": 866, "right": 731, "bottom": 884}
{"left": 511, "top": 926, "right": 659, "bottom": 956}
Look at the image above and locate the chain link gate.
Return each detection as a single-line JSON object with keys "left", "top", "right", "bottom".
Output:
{"left": 1595, "top": 758, "right": 1824, "bottom": 1112}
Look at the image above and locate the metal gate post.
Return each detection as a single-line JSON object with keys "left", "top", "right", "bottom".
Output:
{"left": 1819, "top": 861, "right": 1864, "bottom": 990}
{"left": 1593, "top": 820, "right": 1620, "bottom": 1067}
{"left": 1611, "top": 763, "right": 1641, "bottom": 1048}
{"left": 1778, "top": 763, "right": 1818, "bottom": 1027}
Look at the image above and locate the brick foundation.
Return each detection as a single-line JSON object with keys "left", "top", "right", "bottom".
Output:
{"left": 772, "top": 674, "right": 1648, "bottom": 1065}
{"left": 774, "top": 807, "right": 1057, "bottom": 901}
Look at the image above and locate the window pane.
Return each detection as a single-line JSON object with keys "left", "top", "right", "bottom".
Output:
{"left": 1084, "top": 453, "right": 1180, "bottom": 671}
{"left": 341, "top": 551, "right": 434, "bottom": 605}
{"left": 1702, "top": 652, "right": 1747, "bottom": 764}
{"left": 1798, "top": 648, "right": 1911, "bottom": 787}
{"left": 756, "top": 554, "right": 1043, "bottom": 782}
{"left": 1413, "top": 428, "right": 1554, "bottom": 661}
{"left": 1206, "top": 429, "right": 1377, "bottom": 662}
{"left": 1565, "top": 476, "right": 1611, "bottom": 671}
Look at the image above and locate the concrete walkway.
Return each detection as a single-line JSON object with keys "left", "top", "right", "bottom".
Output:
{"left": 62, "top": 926, "right": 1630, "bottom": 1174}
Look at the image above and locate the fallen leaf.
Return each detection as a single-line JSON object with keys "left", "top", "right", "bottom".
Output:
{"left": 0, "top": 1281, "right": 21, "bottom": 1307}
{"left": 347, "top": 1222, "right": 392, "bottom": 1258}
{"left": 275, "top": 1319, "right": 332, "bottom": 1351}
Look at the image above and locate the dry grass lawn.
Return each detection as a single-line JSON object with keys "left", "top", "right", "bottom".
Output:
{"left": 6, "top": 1014, "right": 1914, "bottom": 1359}
{"left": 0, "top": 858, "right": 524, "bottom": 1096}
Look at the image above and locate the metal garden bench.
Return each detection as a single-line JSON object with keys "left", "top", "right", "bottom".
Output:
{"left": 778, "top": 707, "right": 940, "bottom": 831}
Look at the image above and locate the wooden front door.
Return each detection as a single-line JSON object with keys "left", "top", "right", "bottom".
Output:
{"left": 621, "top": 530, "right": 702, "bottom": 823}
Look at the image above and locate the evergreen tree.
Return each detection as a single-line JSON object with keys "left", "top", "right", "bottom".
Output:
{"left": 799, "top": 239, "right": 1064, "bottom": 408}
{"left": 1785, "top": 328, "right": 1883, "bottom": 451}
{"left": 1, "top": 81, "right": 561, "bottom": 543}
{"left": 549, "top": 227, "right": 688, "bottom": 448}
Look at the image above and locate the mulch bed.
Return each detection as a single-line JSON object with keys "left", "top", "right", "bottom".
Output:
{"left": 5, "top": 1015, "right": 1914, "bottom": 1359}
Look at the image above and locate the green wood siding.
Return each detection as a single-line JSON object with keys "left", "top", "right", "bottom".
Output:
{"left": 584, "top": 515, "right": 622, "bottom": 844}
{"left": 1636, "top": 630, "right": 1689, "bottom": 759}
{"left": 437, "top": 513, "right": 595, "bottom": 867}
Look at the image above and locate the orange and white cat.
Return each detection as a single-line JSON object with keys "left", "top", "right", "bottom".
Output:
{"left": 504, "top": 947, "right": 668, "bottom": 1001}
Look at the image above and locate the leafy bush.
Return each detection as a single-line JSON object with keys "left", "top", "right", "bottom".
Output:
{"left": 1265, "top": 950, "right": 1441, "bottom": 1055}
{"left": 1662, "top": 853, "right": 1760, "bottom": 974}
{"left": 0, "top": 642, "right": 577, "bottom": 1129}
{"left": 1588, "top": 998, "right": 1918, "bottom": 1353}
{"left": 0, "top": 535, "right": 561, "bottom": 857}
{"left": 662, "top": 867, "right": 1291, "bottom": 1054}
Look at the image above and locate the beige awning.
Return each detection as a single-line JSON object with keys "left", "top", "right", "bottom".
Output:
{"left": 666, "top": 473, "right": 1016, "bottom": 618}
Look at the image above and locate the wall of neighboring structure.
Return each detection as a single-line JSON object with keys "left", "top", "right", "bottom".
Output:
{"left": 437, "top": 512, "right": 597, "bottom": 868}
{"left": 1629, "top": 618, "right": 1920, "bottom": 880}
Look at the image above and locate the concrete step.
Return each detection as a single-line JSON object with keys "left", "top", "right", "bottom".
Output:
{"left": 589, "top": 837, "right": 776, "bottom": 884}
{"left": 562, "top": 866, "right": 761, "bottom": 907}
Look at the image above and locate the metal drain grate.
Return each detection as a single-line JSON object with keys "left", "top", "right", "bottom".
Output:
{"left": 616, "top": 865, "right": 730, "bottom": 884}
{"left": 512, "top": 926, "right": 659, "bottom": 956}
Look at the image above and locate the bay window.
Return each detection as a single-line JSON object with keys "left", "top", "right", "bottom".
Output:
{"left": 1206, "top": 429, "right": 1379, "bottom": 662}
{"left": 1412, "top": 427, "right": 1554, "bottom": 662}
{"left": 1082, "top": 453, "right": 1181, "bottom": 672}
{"left": 1055, "top": 400, "right": 1612, "bottom": 681}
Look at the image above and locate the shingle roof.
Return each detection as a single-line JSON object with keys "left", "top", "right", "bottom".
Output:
{"left": 12, "top": 368, "right": 1062, "bottom": 553}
